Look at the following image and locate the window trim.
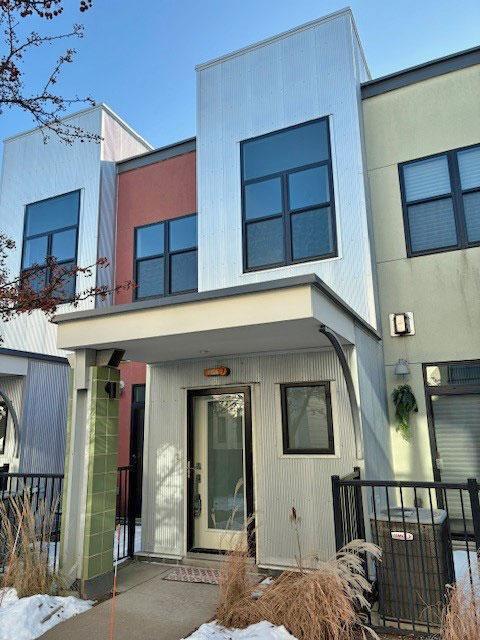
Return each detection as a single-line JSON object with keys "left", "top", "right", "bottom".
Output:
{"left": 133, "top": 212, "right": 198, "bottom": 301}
{"left": 399, "top": 143, "right": 480, "bottom": 258}
{"left": 240, "top": 117, "right": 338, "bottom": 272}
{"left": 280, "top": 381, "right": 335, "bottom": 455}
{"left": 0, "top": 400, "right": 8, "bottom": 456}
{"left": 20, "top": 190, "right": 81, "bottom": 301}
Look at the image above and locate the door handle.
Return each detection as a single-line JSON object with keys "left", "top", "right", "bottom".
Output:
{"left": 187, "top": 461, "right": 201, "bottom": 479}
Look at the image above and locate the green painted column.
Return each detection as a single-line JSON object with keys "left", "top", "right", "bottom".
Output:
{"left": 82, "top": 366, "right": 120, "bottom": 584}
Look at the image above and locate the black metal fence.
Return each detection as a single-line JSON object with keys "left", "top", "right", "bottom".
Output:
{"left": 0, "top": 472, "right": 64, "bottom": 572}
{"left": 115, "top": 464, "right": 137, "bottom": 563}
{"left": 332, "top": 469, "right": 480, "bottom": 637}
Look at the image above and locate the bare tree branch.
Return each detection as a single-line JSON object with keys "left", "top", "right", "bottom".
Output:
{"left": 0, "top": 0, "right": 100, "bottom": 144}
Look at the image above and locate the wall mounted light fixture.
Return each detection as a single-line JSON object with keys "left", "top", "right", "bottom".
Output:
{"left": 394, "top": 358, "right": 410, "bottom": 379}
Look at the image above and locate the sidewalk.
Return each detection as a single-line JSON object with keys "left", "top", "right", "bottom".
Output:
{"left": 41, "top": 562, "right": 219, "bottom": 640}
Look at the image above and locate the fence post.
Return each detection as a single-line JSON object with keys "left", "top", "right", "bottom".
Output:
{"left": 127, "top": 464, "right": 137, "bottom": 559}
{"left": 352, "top": 467, "right": 366, "bottom": 540}
{"left": 467, "top": 478, "right": 480, "bottom": 552}
{"left": 331, "top": 475, "right": 344, "bottom": 551}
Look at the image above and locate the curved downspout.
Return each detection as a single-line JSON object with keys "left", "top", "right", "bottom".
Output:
{"left": 318, "top": 325, "right": 364, "bottom": 460}
{"left": 0, "top": 388, "right": 20, "bottom": 458}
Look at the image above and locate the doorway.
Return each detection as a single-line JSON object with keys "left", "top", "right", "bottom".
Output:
{"left": 425, "top": 361, "right": 480, "bottom": 535}
{"left": 130, "top": 384, "right": 145, "bottom": 518}
{"left": 187, "top": 387, "right": 254, "bottom": 554}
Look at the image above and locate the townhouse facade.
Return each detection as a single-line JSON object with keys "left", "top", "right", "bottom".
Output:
{"left": 0, "top": 6, "right": 478, "bottom": 596}
{"left": 0, "top": 106, "right": 152, "bottom": 474}
{"left": 362, "top": 47, "right": 480, "bottom": 486}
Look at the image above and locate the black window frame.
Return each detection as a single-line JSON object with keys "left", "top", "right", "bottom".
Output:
{"left": 0, "top": 400, "right": 8, "bottom": 456}
{"left": 399, "top": 143, "right": 480, "bottom": 258}
{"left": 134, "top": 212, "right": 198, "bottom": 301}
{"left": 20, "top": 190, "right": 81, "bottom": 302}
{"left": 241, "top": 117, "right": 338, "bottom": 272}
{"left": 280, "top": 381, "right": 335, "bottom": 455}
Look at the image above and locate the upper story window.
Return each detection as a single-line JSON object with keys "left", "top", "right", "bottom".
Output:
{"left": 134, "top": 214, "right": 197, "bottom": 300}
{"left": 400, "top": 145, "right": 480, "bottom": 257}
{"left": 21, "top": 190, "right": 80, "bottom": 300}
{"left": 241, "top": 117, "right": 337, "bottom": 271}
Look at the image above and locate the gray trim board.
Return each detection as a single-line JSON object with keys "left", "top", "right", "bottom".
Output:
{"left": 117, "top": 137, "right": 196, "bottom": 173}
{"left": 0, "top": 347, "right": 68, "bottom": 365}
{"left": 53, "top": 274, "right": 381, "bottom": 341}
{"left": 361, "top": 45, "right": 480, "bottom": 98}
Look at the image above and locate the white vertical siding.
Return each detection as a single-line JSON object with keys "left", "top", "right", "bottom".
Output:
{"left": 354, "top": 326, "right": 393, "bottom": 481}
{"left": 196, "top": 11, "right": 376, "bottom": 327}
{"left": 144, "top": 348, "right": 360, "bottom": 567}
{"left": 0, "top": 106, "right": 151, "bottom": 354}
{"left": 0, "top": 108, "right": 103, "bottom": 355}
{"left": 0, "top": 375, "right": 24, "bottom": 472}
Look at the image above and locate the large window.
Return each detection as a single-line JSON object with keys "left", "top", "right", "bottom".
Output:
{"left": 280, "top": 382, "right": 334, "bottom": 454}
{"left": 134, "top": 214, "right": 197, "bottom": 299}
{"left": 241, "top": 118, "right": 337, "bottom": 271}
{"left": 0, "top": 400, "right": 8, "bottom": 455}
{"left": 400, "top": 144, "right": 480, "bottom": 256}
{"left": 21, "top": 190, "right": 80, "bottom": 300}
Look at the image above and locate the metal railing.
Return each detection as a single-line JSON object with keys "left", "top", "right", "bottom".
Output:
{"left": 115, "top": 465, "right": 137, "bottom": 563}
{"left": 332, "top": 469, "right": 480, "bottom": 637}
{"left": 0, "top": 472, "right": 64, "bottom": 572}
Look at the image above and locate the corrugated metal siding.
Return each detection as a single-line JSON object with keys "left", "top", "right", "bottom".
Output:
{"left": 0, "top": 375, "right": 25, "bottom": 471}
{"left": 0, "top": 107, "right": 151, "bottom": 351}
{"left": 0, "top": 108, "right": 103, "bottom": 356}
{"left": 18, "top": 359, "right": 69, "bottom": 474}
{"left": 144, "top": 348, "right": 360, "bottom": 567}
{"left": 354, "top": 325, "right": 393, "bottom": 480}
{"left": 196, "top": 12, "right": 377, "bottom": 328}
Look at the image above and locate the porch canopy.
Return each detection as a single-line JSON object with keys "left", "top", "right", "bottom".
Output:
{"left": 54, "top": 275, "right": 379, "bottom": 361}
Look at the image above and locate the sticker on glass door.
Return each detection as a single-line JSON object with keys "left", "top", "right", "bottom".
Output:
{"left": 191, "top": 392, "right": 247, "bottom": 551}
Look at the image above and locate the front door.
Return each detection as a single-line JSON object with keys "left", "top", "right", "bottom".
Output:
{"left": 189, "top": 388, "right": 252, "bottom": 552}
{"left": 425, "top": 362, "right": 480, "bottom": 535}
{"left": 130, "top": 384, "right": 145, "bottom": 519}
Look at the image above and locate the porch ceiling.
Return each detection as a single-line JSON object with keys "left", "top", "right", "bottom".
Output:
{"left": 54, "top": 277, "right": 378, "bottom": 364}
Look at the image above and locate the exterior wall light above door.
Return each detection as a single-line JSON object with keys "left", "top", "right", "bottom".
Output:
{"left": 389, "top": 312, "right": 415, "bottom": 336}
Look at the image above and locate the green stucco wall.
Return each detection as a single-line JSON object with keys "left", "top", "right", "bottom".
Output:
{"left": 363, "top": 64, "right": 480, "bottom": 481}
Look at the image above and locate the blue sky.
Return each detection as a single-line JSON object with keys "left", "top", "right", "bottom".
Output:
{"left": 1, "top": 0, "right": 479, "bottom": 150}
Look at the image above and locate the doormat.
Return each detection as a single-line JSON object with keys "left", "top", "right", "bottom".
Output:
{"left": 163, "top": 566, "right": 221, "bottom": 585}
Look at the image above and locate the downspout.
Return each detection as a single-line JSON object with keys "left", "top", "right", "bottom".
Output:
{"left": 318, "top": 325, "right": 364, "bottom": 460}
{"left": 0, "top": 388, "right": 20, "bottom": 458}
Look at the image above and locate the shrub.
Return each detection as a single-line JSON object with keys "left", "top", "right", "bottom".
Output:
{"left": 0, "top": 492, "right": 60, "bottom": 599}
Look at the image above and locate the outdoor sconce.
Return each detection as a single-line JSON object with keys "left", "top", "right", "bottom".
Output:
{"left": 394, "top": 358, "right": 410, "bottom": 379}
{"left": 104, "top": 381, "right": 118, "bottom": 399}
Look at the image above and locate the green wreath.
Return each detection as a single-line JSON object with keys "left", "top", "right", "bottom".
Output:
{"left": 392, "top": 384, "right": 418, "bottom": 441}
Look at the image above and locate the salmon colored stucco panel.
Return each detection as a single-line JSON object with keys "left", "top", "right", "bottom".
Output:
{"left": 118, "top": 361, "right": 146, "bottom": 466}
{"left": 115, "top": 150, "right": 196, "bottom": 304}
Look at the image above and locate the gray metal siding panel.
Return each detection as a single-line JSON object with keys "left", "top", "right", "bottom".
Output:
{"left": 354, "top": 324, "right": 393, "bottom": 480}
{"left": 145, "top": 348, "right": 359, "bottom": 567}
{"left": 19, "top": 359, "right": 69, "bottom": 474}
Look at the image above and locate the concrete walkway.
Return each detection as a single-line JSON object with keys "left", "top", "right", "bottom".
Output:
{"left": 41, "top": 562, "right": 219, "bottom": 640}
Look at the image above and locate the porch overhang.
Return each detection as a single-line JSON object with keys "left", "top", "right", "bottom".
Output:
{"left": 54, "top": 275, "right": 379, "bottom": 363}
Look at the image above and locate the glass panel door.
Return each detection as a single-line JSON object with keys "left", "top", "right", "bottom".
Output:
{"left": 192, "top": 392, "right": 246, "bottom": 551}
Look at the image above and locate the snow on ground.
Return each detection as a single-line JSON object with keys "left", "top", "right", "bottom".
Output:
{"left": 454, "top": 549, "right": 480, "bottom": 593}
{"left": 183, "top": 621, "right": 297, "bottom": 640}
{"left": 0, "top": 588, "right": 93, "bottom": 640}
{"left": 113, "top": 524, "right": 142, "bottom": 562}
